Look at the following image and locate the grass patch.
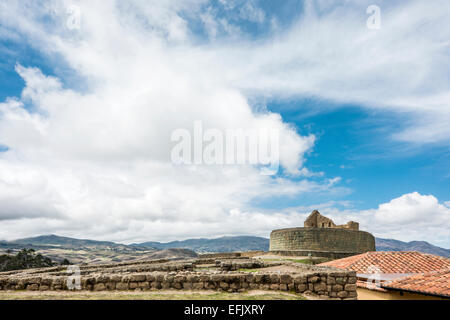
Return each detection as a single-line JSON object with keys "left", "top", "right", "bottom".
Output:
{"left": 193, "top": 267, "right": 216, "bottom": 272}
{"left": 289, "top": 259, "right": 314, "bottom": 264}
{"left": 288, "top": 258, "right": 331, "bottom": 265}
{"left": 259, "top": 258, "right": 284, "bottom": 262}
{"left": 0, "top": 290, "right": 306, "bottom": 300}
{"left": 238, "top": 269, "right": 259, "bottom": 273}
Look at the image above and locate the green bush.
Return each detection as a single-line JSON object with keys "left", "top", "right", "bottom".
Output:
{"left": 0, "top": 249, "right": 55, "bottom": 271}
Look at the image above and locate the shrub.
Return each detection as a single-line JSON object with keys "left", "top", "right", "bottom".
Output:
{"left": 0, "top": 249, "right": 55, "bottom": 271}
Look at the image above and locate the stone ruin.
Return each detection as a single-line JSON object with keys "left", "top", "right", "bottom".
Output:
{"left": 0, "top": 256, "right": 358, "bottom": 300}
{"left": 270, "top": 210, "right": 376, "bottom": 258}
{"left": 304, "top": 210, "right": 359, "bottom": 230}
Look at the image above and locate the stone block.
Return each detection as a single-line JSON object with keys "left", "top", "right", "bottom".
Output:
{"left": 106, "top": 282, "right": 116, "bottom": 290}
{"left": 345, "top": 284, "right": 357, "bottom": 291}
{"left": 130, "top": 274, "right": 146, "bottom": 282}
{"left": 27, "top": 284, "right": 39, "bottom": 291}
{"left": 156, "top": 274, "right": 165, "bottom": 282}
{"left": 187, "top": 275, "right": 198, "bottom": 283}
{"left": 152, "top": 282, "right": 162, "bottom": 290}
{"left": 347, "top": 277, "right": 357, "bottom": 284}
{"left": 41, "top": 278, "right": 53, "bottom": 286}
{"left": 332, "top": 284, "right": 343, "bottom": 292}
{"left": 192, "top": 282, "right": 204, "bottom": 290}
{"left": 161, "top": 282, "right": 171, "bottom": 290}
{"left": 314, "top": 282, "right": 327, "bottom": 292}
{"left": 280, "top": 274, "right": 292, "bottom": 284}
{"left": 270, "top": 284, "right": 279, "bottom": 290}
{"left": 93, "top": 283, "right": 106, "bottom": 291}
{"left": 293, "top": 275, "right": 306, "bottom": 284}
{"left": 297, "top": 284, "right": 307, "bottom": 292}
{"left": 219, "top": 282, "right": 229, "bottom": 290}
{"left": 139, "top": 282, "right": 150, "bottom": 290}
{"left": 230, "top": 283, "right": 240, "bottom": 291}
{"left": 116, "top": 282, "right": 128, "bottom": 290}
{"left": 270, "top": 274, "right": 280, "bottom": 284}
{"left": 172, "top": 282, "right": 182, "bottom": 290}
{"left": 129, "top": 282, "right": 138, "bottom": 290}
{"left": 248, "top": 283, "right": 257, "bottom": 290}
{"left": 27, "top": 277, "right": 41, "bottom": 285}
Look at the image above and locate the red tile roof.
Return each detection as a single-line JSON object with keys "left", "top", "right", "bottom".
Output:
{"left": 318, "top": 251, "right": 450, "bottom": 274}
{"left": 356, "top": 280, "right": 388, "bottom": 292}
{"left": 382, "top": 268, "right": 450, "bottom": 298}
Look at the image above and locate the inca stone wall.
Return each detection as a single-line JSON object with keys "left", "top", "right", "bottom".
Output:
{"left": 270, "top": 227, "right": 375, "bottom": 257}
{"left": 0, "top": 259, "right": 357, "bottom": 300}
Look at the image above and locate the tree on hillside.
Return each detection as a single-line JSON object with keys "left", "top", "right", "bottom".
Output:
{"left": 0, "top": 249, "right": 55, "bottom": 272}
{"left": 60, "top": 258, "right": 72, "bottom": 265}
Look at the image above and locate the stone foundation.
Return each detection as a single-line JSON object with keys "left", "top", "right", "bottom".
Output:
{"left": 0, "top": 259, "right": 357, "bottom": 300}
{"left": 269, "top": 250, "right": 361, "bottom": 259}
{"left": 270, "top": 227, "right": 375, "bottom": 256}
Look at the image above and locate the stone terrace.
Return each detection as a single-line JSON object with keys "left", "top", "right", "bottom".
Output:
{"left": 0, "top": 257, "right": 357, "bottom": 300}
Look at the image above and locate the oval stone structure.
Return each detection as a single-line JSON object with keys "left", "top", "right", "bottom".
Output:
{"left": 270, "top": 210, "right": 376, "bottom": 259}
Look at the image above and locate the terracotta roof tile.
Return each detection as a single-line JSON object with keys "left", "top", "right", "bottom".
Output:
{"left": 356, "top": 280, "right": 388, "bottom": 292}
{"left": 381, "top": 268, "right": 450, "bottom": 297}
{"left": 318, "top": 251, "right": 450, "bottom": 274}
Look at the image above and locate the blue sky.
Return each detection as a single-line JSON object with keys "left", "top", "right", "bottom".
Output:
{"left": 0, "top": 0, "right": 448, "bottom": 247}
{"left": 268, "top": 100, "right": 450, "bottom": 209}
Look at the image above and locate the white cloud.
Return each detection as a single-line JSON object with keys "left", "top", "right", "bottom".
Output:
{"left": 239, "top": 1, "right": 266, "bottom": 23}
{"left": 0, "top": 0, "right": 324, "bottom": 242}
{"left": 373, "top": 192, "right": 449, "bottom": 224}
{"left": 214, "top": 0, "right": 450, "bottom": 144}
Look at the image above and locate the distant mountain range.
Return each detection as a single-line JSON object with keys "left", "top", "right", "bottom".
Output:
{"left": 133, "top": 236, "right": 270, "bottom": 253}
{"left": 0, "top": 235, "right": 184, "bottom": 264}
{"left": 9, "top": 234, "right": 132, "bottom": 250}
{"left": 135, "top": 236, "right": 449, "bottom": 257}
{"left": 375, "top": 238, "right": 450, "bottom": 257}
{"left": 1, "top": 235, "right": 448, "bottom": 261}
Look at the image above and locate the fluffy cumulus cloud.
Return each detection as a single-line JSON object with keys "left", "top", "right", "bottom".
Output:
{"left": 0, "top": 1, "right": 449, "bottom": 244}
{"left": 373, "top": 192, "right": 449, "bottom": 224}
{"left": 367, "top": 192, "right": 450, "bottom": 246}
{"left": 0, "top": 0, "right": 323, "bottom": 242}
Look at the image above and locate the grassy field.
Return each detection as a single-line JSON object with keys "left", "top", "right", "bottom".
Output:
{"left": 0, "top": 290, "right": 306, "bottom": 300}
